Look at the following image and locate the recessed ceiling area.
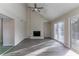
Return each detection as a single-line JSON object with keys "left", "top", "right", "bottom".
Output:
{"left": 27, "top": 3, "right": 79, "bottom": 21}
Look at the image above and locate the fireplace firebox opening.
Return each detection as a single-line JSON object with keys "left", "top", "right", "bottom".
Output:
{"left": 33, "top": 31, "right": 40, "bottom": 36}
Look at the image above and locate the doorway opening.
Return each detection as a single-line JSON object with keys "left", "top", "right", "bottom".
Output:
{"left": 0, "top": 14, "right": 14, "bottom": 55}
{"left": 44, "top": 22, "right": 51, "bottom": 39}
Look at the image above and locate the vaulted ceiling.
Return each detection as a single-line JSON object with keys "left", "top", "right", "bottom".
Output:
{"left": 27, "top": 3, "right": 79, "bottom": 20}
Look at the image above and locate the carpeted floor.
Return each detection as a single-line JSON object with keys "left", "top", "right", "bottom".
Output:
{"left": 2, "top": 39, "right": 79, "bottom": 56}
{"left": 0, "top": 42, "right": 12, "bottom": 55}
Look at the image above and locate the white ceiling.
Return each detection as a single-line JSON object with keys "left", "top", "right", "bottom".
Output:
{"left": 27, "top": 3, "right": 79, "bottom": 20}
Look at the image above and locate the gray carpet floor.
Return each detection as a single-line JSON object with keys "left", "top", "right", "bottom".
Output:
{"left": 3, "top": 39, "right": 71, "bottom": 56}
{"left": 0, "top": 42, "right": 12, "bottom": 55}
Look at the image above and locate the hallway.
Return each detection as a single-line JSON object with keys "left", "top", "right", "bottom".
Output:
{"left": 2, "top": 39, "right": 78, "bottom": 56}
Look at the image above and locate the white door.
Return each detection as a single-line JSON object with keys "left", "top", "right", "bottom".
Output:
{"left": 3, "top": 18, "right": 14, "bottom": 46}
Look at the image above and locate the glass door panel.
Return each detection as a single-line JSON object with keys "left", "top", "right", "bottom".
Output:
{"left": 54, "top": 21, "right": 64, "bottom": 44}
{"left": 70, "top": 16, "right": 79, "bottom": 53}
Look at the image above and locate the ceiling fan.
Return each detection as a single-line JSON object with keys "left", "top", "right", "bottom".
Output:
{"left": 28, "top": 3, "right": 44, "bottom": 12}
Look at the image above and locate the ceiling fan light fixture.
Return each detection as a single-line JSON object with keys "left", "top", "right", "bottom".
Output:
{"left": 29, "top": 3, "right": 43, "bottom": 12}
{"left": 32, "top": 8, "right": 40, "bottom": 12}
{"left": 35, "top": 8, "right": 38, "bottom": 11}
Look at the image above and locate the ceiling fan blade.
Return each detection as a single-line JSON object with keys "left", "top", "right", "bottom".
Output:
{"left": 37, "top": 7, "right": 44, "bottom": 9}
{"left": 32, "top": 9, "right": 35, "bottom": 11}
{"left": 38, "top": 9, "right": 40, "bottom": 12}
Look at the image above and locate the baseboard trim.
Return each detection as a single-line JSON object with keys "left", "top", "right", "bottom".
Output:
{"left": 44, "top": 37, "right": 51, "bottom": 39}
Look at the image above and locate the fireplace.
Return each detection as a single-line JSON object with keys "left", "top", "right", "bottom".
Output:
{"left": 33, "top": 31, "right": 40, "bottom": 36}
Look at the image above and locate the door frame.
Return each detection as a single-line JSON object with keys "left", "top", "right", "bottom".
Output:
{"left": 0, "top": 18, "right": 3, "bottom": 45}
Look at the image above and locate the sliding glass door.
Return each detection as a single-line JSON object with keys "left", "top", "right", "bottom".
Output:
{"left": 70, "top": 16, "right": 79, "bottom": 53}
{"left": 54, "top": 21, "right": 64, "bottom": 44}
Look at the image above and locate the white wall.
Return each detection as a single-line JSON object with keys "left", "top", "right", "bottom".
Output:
{"left": 27, "top": 8, "right": 48, "bottom": 39}
{"left": 0, "top": 3, "right": 28, "bottom": 46}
